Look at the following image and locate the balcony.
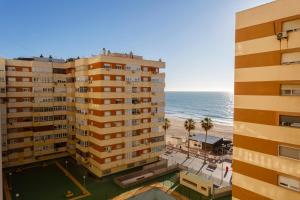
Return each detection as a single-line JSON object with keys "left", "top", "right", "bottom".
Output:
{"left": 8, "top": 141, "right": 33, "bottom": 149}
{"left": 280, "top": 115, "right": 300, "bottom": 128}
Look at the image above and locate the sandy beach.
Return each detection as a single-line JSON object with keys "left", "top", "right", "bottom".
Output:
{"left": 165, "top": 115, "right": 233, "bottom": 142}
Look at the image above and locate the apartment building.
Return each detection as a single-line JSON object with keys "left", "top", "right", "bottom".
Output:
{"left": 0, "top": 51, "right": 165, "bottom": 178}
{"left": 233, "top": 0, "right": 300, "bottom": 199}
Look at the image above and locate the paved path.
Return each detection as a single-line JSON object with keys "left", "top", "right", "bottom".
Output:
{"left": 112, "top": 182, "right": 188, "bottom": 200}
{"left": 55, "top": 162, "right": 91, "bottom": 200}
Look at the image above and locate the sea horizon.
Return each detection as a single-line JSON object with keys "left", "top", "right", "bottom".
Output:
{"left": 165, "top": 91, "right": 233, "bottom": 126}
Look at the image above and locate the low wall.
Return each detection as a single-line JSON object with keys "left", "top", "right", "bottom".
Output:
{"left": 114, "top": 163, "right": 179, "bottom": 188}
{"left": 213, "top": 186, "right": 232, "bottom": 199}
{"left": 179, "top": 171, "right": 213, "bottom": 197}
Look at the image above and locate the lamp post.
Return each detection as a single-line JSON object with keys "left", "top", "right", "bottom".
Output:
{"left": 65, "top": 160, "right": 68, "bottom": 169}
{"left": 221, "top": 145, "right": 225, "bottom": 185}
{"left": 83, "top": 175, "right": 86, "bottom": 186}
{"left": 9, "top": 172, "right": 12, "bottom": 190}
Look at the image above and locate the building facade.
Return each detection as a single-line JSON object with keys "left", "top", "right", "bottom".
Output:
{"left": 0, "top": 51, "right": 165, "bottom": 177}
{"left": 233, "top": 0, "right": 300, "bottom": 199}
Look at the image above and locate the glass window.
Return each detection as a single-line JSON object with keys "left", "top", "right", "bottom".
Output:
{"left": 278, "top": 175, "right": 300, "bottom": 192}
{"left": 280, "top": 115, "right": 300, "bottom": 128}
{"left": 279, "top": 145, "right": 300, "bottom": 160}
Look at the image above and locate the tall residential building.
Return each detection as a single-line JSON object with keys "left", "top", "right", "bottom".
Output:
{"left": 0, "top": 51, "right": 165, "bottom": 178}
{"left": 233, "top": 0, "right": 300, "bottom": 199}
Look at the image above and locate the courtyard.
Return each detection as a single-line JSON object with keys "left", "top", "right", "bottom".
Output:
{"left": 4, "top": 157, "right": 232, "bottom": 200}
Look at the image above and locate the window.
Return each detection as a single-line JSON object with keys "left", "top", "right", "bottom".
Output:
{"left": 104, "top": 111, "right": 111, "bottom": 116}
{"left": 23, "top": 97, "right": 31, "bottom": 102}
{"left": 104, "top": 87, "right": 111, "bottom": 92}
{"left": 115, "top": 64, "right": 122, "bottom": 70}
{"left": 278, "top": 175, "right": 300, "bottom": 192}
{"left": 8, "top": 108, "right": 17, "bottom": 113}
{"left": 104, "top": 63, "right": 111, "bottom": 69}
{"left": 7, "top": 88, "right": 16, "bottom": 92}
{"left": 116, "top": 110, "right": 122, "bottom": 116}
{"left": 7, "top": 67, "right": 16, "bottom": 71}
{"left": 104, "top": 75, "right": 110, "bottom": 81}
{"left": 115, "top": 99, "right": 123, "bottom": 104}
{"left": 116, "top": 133, "right": 122, "bottom": 138}
{"left": 281, "top": 85, "right": 300, "bottom": 96}
{"left": 104, "top": 146, "right": 111, "bottom": 152}
{"left": 282, "top": 52, "right": 300, "bottom": 65}
{"left": 116, "top": 88, "right": 122, "bottom": 92}
{"left": 104, "top": 99, "right": 111, "bottom": 105}
{"left": 22, "top": 77, "right": 30, "bottom": 82}
{"left": 114, "top": 122, "right": 122, "bottom": 127}
{"left": 143, "top": 149, "right": 148, "bottom": 154}
{"left": 115, "top": 76, "right": 122, "bottom": 81}
{"left": 22, "top": 88, "right": 31, "bottom": 92}
{"left": 53, "top": 68, "right": 66, "bottom": 74}
{"left": 280, "top": 115, "right": 300, "bottom": 128}
{"left": 279, "top": 145, "right": 300, "bottom": 160}
{"left": 104, "top": 135, "right": 111, "bottom": 140}
{"left": 116, "top": 155, "right": 122, "bottom": 160}
{"left": 104, "top": 123, "right": 111, "bottom": 128}
{"left": 23, "top": 108, "right": 31, "bottom": 112}
{"left": 8, "top": 77, "right": 16, "bottom": 82}
{"left": 8, "top": 98, "right": 16, "bottom": 103}
{"left": 282, "top": 19, "right": 300, "bottom": 32}
{"left": 104, "top": 158, "right": 111, "bottom": 163}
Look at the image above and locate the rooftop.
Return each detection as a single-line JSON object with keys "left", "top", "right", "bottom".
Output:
{"left": 190, "top": 134, "right": 223, "bottom": 145}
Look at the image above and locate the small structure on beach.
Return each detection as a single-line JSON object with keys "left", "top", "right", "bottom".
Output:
{"left": 189, "top": 134, "right": 223, "bottom": 153}
{"left": 168, "top": 136, "right": 184, "bottom": 148}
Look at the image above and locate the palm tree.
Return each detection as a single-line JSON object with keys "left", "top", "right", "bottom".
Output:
{"left": 162, "top": 118, "right": 171, "bottom": 135}
{"left": 184, "top": 118, "right": 196, "bottom": 159}
{"left": 201, "top": 117, "right": 214, "bottom": 164}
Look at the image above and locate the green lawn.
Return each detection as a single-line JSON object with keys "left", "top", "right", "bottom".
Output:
{"left": 9, "top": 163, "right": 81, "bottom": 200}
{"left": 59, "top": 157, "right": 231, "bottom": 200}
{"left": 6, "top": 157, "right": 231, "bottom": 200}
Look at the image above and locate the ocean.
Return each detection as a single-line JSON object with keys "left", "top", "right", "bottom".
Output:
{"left": 165, "top": 91, "right": 233, "bottom": 125}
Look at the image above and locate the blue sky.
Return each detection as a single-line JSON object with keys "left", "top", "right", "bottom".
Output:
{"left": 0, "top": 0, "right": 273, "bottom": 91}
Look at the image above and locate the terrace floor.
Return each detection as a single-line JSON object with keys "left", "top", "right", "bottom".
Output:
{"left": 4, "top": 157, "right": 232, "bottom": 200}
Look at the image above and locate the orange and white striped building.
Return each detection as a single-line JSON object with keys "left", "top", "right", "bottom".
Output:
{"left": 0, "top": 51, "right": 165, "bottom": 177}
{"left": 233, "top": 0, "right": 300, "bottom": 199}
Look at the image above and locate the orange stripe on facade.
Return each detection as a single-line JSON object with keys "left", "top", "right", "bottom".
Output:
{"left": 234, "top": 81, "right": 300, "bottom": 95}
{"left": 233, "top": 160, "right": 300, "bottom": 187}
{"left": 236, "top": 14, "right": 300, "bottom": 43}
{"left": 235, "top": 48, "right": 300, "bottom": 69}
{"left": 233, "top": 134, "right": 278, "bottom": 156}
{"left": 236, "top": 21, "right": 275, "bottom": 43}
{"left": 232, "top": 185, "right": 271, "bottom": 200}
{"left": 233, "top": 134, "right": 300, "bottom": 156}
{"left": 234, "top": 108, "right": 278, "bottom": 126}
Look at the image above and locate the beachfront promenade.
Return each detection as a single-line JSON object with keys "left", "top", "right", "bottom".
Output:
{"left": 162, "top": 145, "right": 232, "bottom": 187}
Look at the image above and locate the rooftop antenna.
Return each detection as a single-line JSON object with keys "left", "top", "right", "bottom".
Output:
{"left": 107, "top": 50, "right": 111, "bottom": 55}
{"left": 129, "top": 51, "right": 133, "bottom": 58}
{"left": 102, "top": 48, "right": 106, "bottom": 55}
{"left": 40, "top": 54, "right": 44, "bottom": 58}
